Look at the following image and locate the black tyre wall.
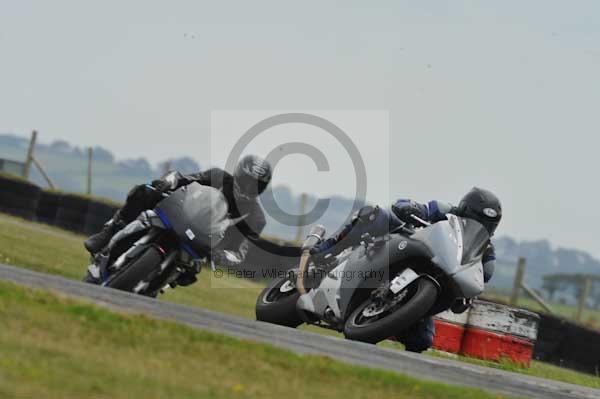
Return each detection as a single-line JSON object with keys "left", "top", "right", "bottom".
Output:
{"left": 0, "top": 175, "right": 41, "bottom": 220}
{"left": 36, "top": 190, "right": 62, "bottom": 224}
{"left": 55, "top": 194, "right": 91, "bottom": 233}
{"left": 533, "top": 314, "right": 600, "bottom": 375}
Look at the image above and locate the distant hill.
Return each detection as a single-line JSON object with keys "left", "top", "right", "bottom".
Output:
{"left": 489, "top": 236, "right": 600, "bottom": 293}
{"left": 2, "top": 132, "right": 599, "bottom": 294}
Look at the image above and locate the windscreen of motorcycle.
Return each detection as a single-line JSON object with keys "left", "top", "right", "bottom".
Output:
{"left": 156, "top": 182, "right": 230, "bottom": 254}
{"left": 456, "top": 216, "right": 490, "bottom": 265}
{"left": 411, "top": 214, "right": 490, "bottom": 275}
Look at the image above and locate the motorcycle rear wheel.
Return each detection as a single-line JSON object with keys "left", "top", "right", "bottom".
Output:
{"left": 255, "top": 276, "right": 303, "bottom": 328}
{"left": 343, "top": 277, "right": 437, "bottom": 344}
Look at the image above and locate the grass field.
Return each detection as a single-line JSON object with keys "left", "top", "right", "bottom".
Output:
{"left": 1, "top": 280, "right": 518, "bottom": 399}
{"left": 424, "top": 350, "right": 600, "bottom": 389}
{"left": 0, "top": 213, "right": 599, "bottom": 390}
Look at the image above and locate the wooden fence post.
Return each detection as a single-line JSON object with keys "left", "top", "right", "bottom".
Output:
{"left": 511, "top": 257, "right": 527, "bottom": 306}
{"left": 521, "top": 282, "right": 555, "bottom": 314}
{"left": 23, "top": 130, "right": 38, "bottom": 179}
{"left": 294, "top": 193, "right": 308, "bottom": 242}
{"left": 31, "top": 156, "right": 55, "bottom": 189}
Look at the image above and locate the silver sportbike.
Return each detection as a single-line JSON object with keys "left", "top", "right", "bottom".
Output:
{"left": 256, "top": 214, "right": 489, "bottom": 343}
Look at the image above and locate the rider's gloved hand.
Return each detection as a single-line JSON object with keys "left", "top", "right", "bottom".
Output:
{"left": 309, "top": 238, "right": 336, "bottom": 261}
{"left": 391, "top": 199, "right": 428, "bottom": 226}
{"left": 151, "top": 179, "right": 171, "bottom": 193}
{"left": 152, "top": 171, "right": 183, "bottom": 193}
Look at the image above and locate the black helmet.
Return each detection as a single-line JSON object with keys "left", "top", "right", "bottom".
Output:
{"left": 233, "top": 155, "right": 272, "bottom": 200}
{"left": 457, "top": 187, "right": 502, "bottom": 236}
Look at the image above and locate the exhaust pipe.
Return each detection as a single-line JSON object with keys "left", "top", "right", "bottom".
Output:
{"left": 296, "top": 225, "right": 326, "bottom": 295}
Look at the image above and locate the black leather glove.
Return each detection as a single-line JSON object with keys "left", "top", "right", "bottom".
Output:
{"left": 391, "top": 200, "right": 428, "bottom": 226}
{"left": 151, "top": 179, "right": 171, "bottom": 192}
{"left": 152, "top": 171, "right": 183, "bottom": 193}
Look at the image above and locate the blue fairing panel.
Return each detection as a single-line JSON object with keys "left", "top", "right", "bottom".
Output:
{"left": 154, "top": 208, "right": 172, "bottom": 229}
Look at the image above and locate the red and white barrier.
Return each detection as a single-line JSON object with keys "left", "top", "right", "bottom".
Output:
{"left": 432, "top": 309, "right": 469, "bottom": 354}
{"left": 462, "top": 301, "right": 539, "bottom": 366}
{"left": 432, "top": 300, "right": 540, "bottom": 366}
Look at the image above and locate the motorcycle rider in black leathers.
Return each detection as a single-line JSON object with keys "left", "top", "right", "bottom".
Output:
{"left": 310, "top": 187, "right": 502, "bottom": 353}
{"left": 84, "top": 155, "right": 272, "bottom": 284}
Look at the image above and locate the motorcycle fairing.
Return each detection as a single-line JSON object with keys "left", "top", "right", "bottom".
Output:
{"left": 410, "top": 214, "right": 489, "bottom": 298}
{"left": 297, "top": 235, "right": 433, "bottom": 320}
{"left": 298, "top": 215, "right": 490, "bottom": 321}
{"left": 155, "top": 182, "right": 230, "bottom": 254}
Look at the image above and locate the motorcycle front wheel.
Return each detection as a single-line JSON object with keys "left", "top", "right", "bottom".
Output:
{"left": 105, "top": 247, "right": 163, "bottom": 293}
{"left": 343, "top": 277, "right": 437, "bottom": 344}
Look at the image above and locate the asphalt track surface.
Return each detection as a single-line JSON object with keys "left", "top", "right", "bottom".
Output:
{"left": 1, "top": 263, "right": 599, "bottom": 399}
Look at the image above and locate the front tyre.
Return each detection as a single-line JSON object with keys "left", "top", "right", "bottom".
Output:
{"left": 105, "top": 247, "right": 163, "bottom": 293}
{"left": 344, "top": 277, "right": 438, "bottom": 344}
{"left": 256, "top": 276, "right": 303, "bottom": 328}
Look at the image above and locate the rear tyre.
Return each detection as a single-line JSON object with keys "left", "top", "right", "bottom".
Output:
{"left": 344, "top": 278, "right": 438, "bottom": 344}
{"left": 105, "top": 247, "right": 163, "bottom": 293}
{"left": 256, "top": 276, "right": 303, "bottom": 328}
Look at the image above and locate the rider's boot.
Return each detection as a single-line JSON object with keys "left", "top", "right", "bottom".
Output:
{"left": 83, "top": 211, "right": 126, "bottom": 254}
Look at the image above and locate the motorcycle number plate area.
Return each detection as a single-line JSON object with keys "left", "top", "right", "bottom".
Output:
{"left": 389, "top": 268, "right": 419, "bottom": 294}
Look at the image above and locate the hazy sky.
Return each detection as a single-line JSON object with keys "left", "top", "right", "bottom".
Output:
{"left": 1, "top": 1, "right": 599, "bottom": 257}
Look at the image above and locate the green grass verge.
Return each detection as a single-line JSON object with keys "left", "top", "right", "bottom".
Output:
{"left": 0, "top": 213, "right": 261, "bottom": 318}
{"left": 0, "top": 213, "right": 598, "bottom": 389}
{"left": 0, "top": 280, "right": 516, "bottom": 399}
{"left": 425, "top": 350, "right": 600, "bottom": 389}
